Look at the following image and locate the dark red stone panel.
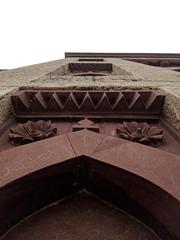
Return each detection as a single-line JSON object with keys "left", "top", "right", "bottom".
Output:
{"left": 84, "top": 158, "right": 180, "bottom": 240}
{"left": 0, "top": 159, "right": 81, "bottom": 237}
{"left": 91, "top": 139, "right": 180, "bottom": 201}
{"left": 0, "top": 134, "right": 75, "bottom": 187}
{"left": 67, "top": 129, "right": 105, "bottom": 156}
{"left": 0, "top": 130, "right": 179, "bottom": 239}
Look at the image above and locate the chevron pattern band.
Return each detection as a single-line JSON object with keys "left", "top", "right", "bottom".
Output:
{"left": 11, "top": 90, "right": 165, "bottom": 119}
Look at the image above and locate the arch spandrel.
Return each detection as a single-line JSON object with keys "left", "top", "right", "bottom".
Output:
{"left": 0, "top": 129, "right": 179, "bottom": 201}
{"left": 0, "top": 129, "right": 180, "bottom": 239}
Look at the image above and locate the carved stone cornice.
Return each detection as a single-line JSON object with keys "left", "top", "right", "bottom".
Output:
{"left": 11, "top": 90, "right": 165, "bottom": 119}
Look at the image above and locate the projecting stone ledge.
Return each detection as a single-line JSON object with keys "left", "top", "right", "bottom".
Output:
{"left": 0, "top": 57, "right": 180, "bottom": 131}
{"left": 11, "top": 90, "right": 165, "bottom": 119}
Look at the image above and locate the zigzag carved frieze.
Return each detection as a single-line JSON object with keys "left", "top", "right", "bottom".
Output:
{"left": 11, "top": 90, "right": 165, "bottom": 119}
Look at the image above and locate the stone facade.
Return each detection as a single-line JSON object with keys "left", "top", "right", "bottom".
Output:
{"left": 0, "top": 56, "right": 180, "bottom": 131}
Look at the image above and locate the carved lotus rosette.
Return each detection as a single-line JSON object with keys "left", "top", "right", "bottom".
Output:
{"left": 9, "top": 120, "right": 57, "bottom": 145}
{"left": 116, "top": 121, "right": 163, "bottom": 147}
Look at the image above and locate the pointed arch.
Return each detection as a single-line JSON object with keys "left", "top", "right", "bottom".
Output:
{"left": 0, "top": 130, "right": 179, "bottom": 239}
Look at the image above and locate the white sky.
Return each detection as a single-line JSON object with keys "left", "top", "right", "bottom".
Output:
{"left": 0, "top": 0, "right": 180, "bottom": 69}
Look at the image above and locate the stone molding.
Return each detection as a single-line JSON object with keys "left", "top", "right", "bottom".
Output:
{"left": 11, "top": 90, "right": 165, "bottom": 119}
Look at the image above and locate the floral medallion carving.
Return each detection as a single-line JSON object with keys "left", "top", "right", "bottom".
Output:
{"left": 9, "top": 120, "right": 57, "bottom": 145}
{"left": 116, "top": 121, "right": 163, "bottom": 147}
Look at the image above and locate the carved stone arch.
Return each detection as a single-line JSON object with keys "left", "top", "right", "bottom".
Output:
{"left": 0, "top": 130, "right": 179, "bottom": 239}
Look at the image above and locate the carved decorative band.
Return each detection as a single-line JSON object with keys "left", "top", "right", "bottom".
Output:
{"left": 11, "top": 90, "right": 165, "bottom": 119}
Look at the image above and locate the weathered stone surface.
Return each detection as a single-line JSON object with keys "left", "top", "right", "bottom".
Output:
{"left": 0, "top": 130, "right": 179, "bottom": 239}
{"left": 0, "top": 134, "right": 75, "bottom": 187}
{"left": 0, "top": 58, "right": 180, "bottom": 130}
{"left": 1, "top": 192, "right": 160, "bottom": 240}
{"left": 160, "top": 87, "right": 180, "bottom": 130}
{"left": 0, "top": 87, "right": 17, "bottom": 125}
{"left": 0, "top": 130, "right": 179, "bottom": 200}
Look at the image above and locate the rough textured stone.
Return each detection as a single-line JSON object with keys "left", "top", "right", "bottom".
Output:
{"left": 160, "top": 87, "right": 180, "bottom": 130}
{"left": 0, "top": 87, "right": 17, "bottom": 125}
{"left": 0, "top": 58, "right": 179, "bottom": 130}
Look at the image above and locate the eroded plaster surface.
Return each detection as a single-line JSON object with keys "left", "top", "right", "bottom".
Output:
{"left": 0, "top": 58, "right": 179, "bottom": 130}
